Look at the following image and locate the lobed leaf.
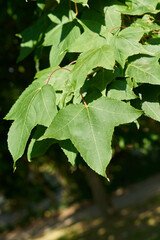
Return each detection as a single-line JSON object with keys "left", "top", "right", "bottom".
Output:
{"left": 122, "top": 0, "right": 160, "bottom": 15}
{"left": 70, "top": 45, "right": 115, "bottom": 91}
{"left": 107, "top": 79, "right": 137, "bottom": 100}
{"left": 27, "top": 125, "right": 77, "bottom": 165}
{"left": 17, "top": 17, "right": 45, "bottom": 62}
{"left": 126, "top": 55, "right": 160, "bottom": 85}
{"left": 104, "top": 5, "right": 122, "bottom": 33}
{"left": 138, "top": 85, "right": 160, "bottom": 122}
{"left": 40, "top": 97, "right": 142, "bottom": 176}
{"left": 6, "top": 84, "right": 57, "bottom": 164}
{"left": 108, "top": 26, "right": 148, "bottom": 67}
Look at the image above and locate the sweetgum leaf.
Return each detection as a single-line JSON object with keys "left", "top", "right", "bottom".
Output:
{"left": 27, "top": 125, "right": 77, "bottom": 165}
{"left": 34, "top": 66, "right": 71, "bottom": 88}
{"left": 68, "top": 30, "right": 107, "bottom": 53}
{"left": 27, "top": 125, "right": 56, "bottom": 161}
{"left": 122, "top": 0, "right": 160, "bottom": 15}
{"left": 131, "top": 14, "right": 160, "bottom": 32}
{"left": 49, "top": 21, "right": 81, "bottom": 66}
{"left": 107, "top": 79, "right": 137, "bottom": 100}
{"left": 60, "top": 140, "right": 77, "bottom": 165}
{"left": 70, "top": 45, "right": 115, "bottom": 91}
{"left": 108, "top": 26, "right": 147, "bottom": 67}
{"left": 126, "top": 55, "right": 160, "bottom": 85}
{"left": 17, "top": 17, "right": 45, "bottom": 62}
{"left": 5, "top": 84, "right": 57, "bottom": 164}
{"left": 44, "top": 9, "right": 80, "bottom": 66}
{"left": 34, "top": 65, "right": 74, "bottom": 106}
{"left": 44, "top": 21, "right": 75, "bottom": 46}
{"left": 41, "top": 97, "right": 142, "bottom": 176}
{"left": 104, "top": 5, "right": 121, "bottom": 33}
{"left": 83, "top": 68, "right": 122, "bottom": 99}
{"left": 138, "top": 85, "right": 160, "bottom": 122}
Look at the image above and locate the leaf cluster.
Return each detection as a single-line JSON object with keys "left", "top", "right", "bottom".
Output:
{"left": 5, "top": 0, "right": 160, "bottom": 177}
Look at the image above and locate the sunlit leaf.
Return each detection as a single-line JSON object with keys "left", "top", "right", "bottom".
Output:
{"left": 70, "top": 45, "right": 115, "bottom": 91}
{"left": 41, "top": 97, "right": 142, "bottom": 176}
{"left": 126, "top": 55, "right": 160, "bottom": 85}
{"left": 5, "top": 83, "right": 57, "bottom": 164}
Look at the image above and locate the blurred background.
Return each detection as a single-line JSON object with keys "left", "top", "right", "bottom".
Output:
{"left": 0, "top": 0, "right": 160, "bottom": 239}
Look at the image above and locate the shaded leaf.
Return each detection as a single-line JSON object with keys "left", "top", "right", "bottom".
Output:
{"left": 85, "top": 68, "right": 122, "bottom": 93}
{"left": 27, "top": 126, "right": 77, "bottom": 165}
{"left": 27, "top": 125, "right": 55, "bottom": 161}
{"left": 49, "top": 21, "right": 81, "bottom": 66}
{"left": 60, "top": 140, "right": 77, "bottom": 165}
{"left": 107, "top": 79, "right": 137, "bottom": 100}
{"left": 17, "top": 17, "right": 45, "bottom": 62}
{"left": 72, "top": 0, "right": 88, "bottom": 5}
{"left": 139, "top": 85, "right": 160, "bottom": 122}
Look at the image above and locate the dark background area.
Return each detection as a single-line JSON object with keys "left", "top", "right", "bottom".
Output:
{"left": 0, "top": 0, "right": 160, "bottom": 233}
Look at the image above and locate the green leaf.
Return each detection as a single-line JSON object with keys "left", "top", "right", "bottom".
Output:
{"left": 34, "top": 65, "right": 74, "bottom": 107}
{"left": 43, "top": 9, "right": 77, "bottom": 46}
{"left": 60, "top": 140, "right": 77, "bottom": 165}
{"left": 71, "top": 0, "right": 88, "bottom": 5}
{"left": 70, "top": 45, "right": 115, "bottom": 91}
{"left": 5, "top": 83, "right": 57, "bottom": 164}
{"left": 40, "top": 97, "right": 142, "bottom": 176}
{"left": 139, "top": 85, "right": 160, "bottom": 122}
{"left": 49, "top": 21, "right": 81, "bottom": 66}
{"left": 48, "top": 5, "right": 76, "bottom": 24}
{"left": 27, "top": 125, "right": 77, "bottom": 165}
{"left": 68, "top": 29, "right": 107, "bottom": 53}
{"left": 131, "top": 14, "right": 160, "bottom": 32}
{"left": 44, "top": 9, "right": 81, "bottom": 66}
{"left": 108, "top": 26, "right": 147, "bottom": 67}
{"left": 126, "top": 55, "right": 160, "bottom": 85}
{"left": 122, "top": 0, "right": 160, "bottom": 15}
{"left": 107, "top": 79, "right": 137, "bottom": 100}
{"left": 17, "top": 17, "right": 45, "bottom": 62}
{"left": 104, "top": 5, "right": 121, "bottom": 33}
{"left": 7, "top": 0, "right": 160, "bottom": 176}
{"left": 27, "top": 125, "right": 55, "bottom": 161}
{"left": 49, "top": 45, "right": 66, "bottom": 67}
{"left": 69, "top": 31, "right": 104, "bottom": 53}
{"left": 85, "top": 68, "right": 122, "bottom": 94}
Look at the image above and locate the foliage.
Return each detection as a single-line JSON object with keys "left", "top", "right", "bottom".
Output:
{"left": 5, "top": 0, "right": 160, "bottom": 177}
